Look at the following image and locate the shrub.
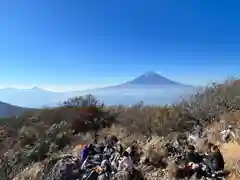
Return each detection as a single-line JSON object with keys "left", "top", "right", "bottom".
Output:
{"left": 18, "top": 126, "right": 38, "bottom": 146}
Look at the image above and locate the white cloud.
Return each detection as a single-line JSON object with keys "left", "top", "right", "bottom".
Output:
{"left": 40, "top": 84, "right": 112, "bottom": 92}
{"left": 0, "top": 84, "right": 112, "bottom": 92}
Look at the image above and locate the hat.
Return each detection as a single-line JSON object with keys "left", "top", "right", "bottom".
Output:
{"left": 126, "top": 147, "right": 132, "bottom": 154}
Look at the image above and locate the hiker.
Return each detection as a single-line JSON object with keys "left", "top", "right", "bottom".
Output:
{"left": 203, "top": 145, "right": 225, "bottom": 173}
{"left": 118, "top": 151, "right": 135, "bottom": 180}
{"left": 103, "top": 136, "right": 108, "bottom": 146}
{"left": 116, "top": 140, "right": 123, "bottom": 154}
{"left": 118, "top": 151, "right": 134, "bottom": 170}
{"left": 188, "top": 131, "right": 199, "bottom": 145}
{"left": 110, "top": 151, "right": 121, "bottom": 173}
{"left": 100, "top": 154, "right": 112, "bottom": 179}
{"left": 220, "top": 125, "right": 236, "bottom": 143}
{"left": 104, "top": 144, "right": 115, "bottom": 155}
{"left": 81, "top": 144, "right": 89, "bottom": 164}
{"left": 194, "top": 122, "right": 202, "bottom": 138}
{"left": 96, "top": 142, "right": 105, "bottom": 153}
{"left": 106, "top": 133, "right": 119, "bottom": 148}
{"left": 185, "top": 145, "right": 203, "bottom": 165}
{"left": 130, "top": 140, "right": 140, "bottom": 164}
{"left": 103, "top": 133, "right": 118, "bottom": 154}
{"left": 182, "top": 145, "right": 203, "bottom": 178}
{"left": 93, "top": 133, "right": 99, "bottom": 144}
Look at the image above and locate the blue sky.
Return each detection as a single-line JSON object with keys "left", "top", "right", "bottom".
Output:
{"left": 1, "top": 0, "right": 240, "bottom": 91}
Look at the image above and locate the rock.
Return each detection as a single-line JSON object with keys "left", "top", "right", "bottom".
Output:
{"left": 41, "top": 155, "right": 81, "bottom": 180}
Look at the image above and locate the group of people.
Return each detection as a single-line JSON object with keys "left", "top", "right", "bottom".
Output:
{"left": 191, "top": 120, "right": 237, "bottom": 144}
{"left": 80, "top": 133, "right": 140, "bottom": 180}
{"left": 182, "top": 142, "right": 225, "bottom": 178}
{"left": 78, "top": 123, "right": 232, "bottom": 180}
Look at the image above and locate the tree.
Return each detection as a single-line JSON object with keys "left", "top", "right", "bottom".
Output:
{"left": 63, "top": 94, "right": 102, "bottom": 108}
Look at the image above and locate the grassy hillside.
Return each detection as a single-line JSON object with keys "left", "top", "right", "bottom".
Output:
{"left": 1, "top": 80, "right": 240, "bottom": 179}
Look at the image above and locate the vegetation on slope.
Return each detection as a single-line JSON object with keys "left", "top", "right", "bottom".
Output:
{"left": 1, "top": 80, "right": 240, "bottom": 179}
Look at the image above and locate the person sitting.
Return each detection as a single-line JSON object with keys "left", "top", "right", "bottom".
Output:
{"left": 220, "top": 125, "right": 236, "bottom": 143}
{"left": 118, "top": 151, "right": 135, "bottom": 180}
{"left": 94, "top": 142, "right": 104, "bottom": 154}
{"left": 204, "top": 145, "right": 225, "bottom": 173}
{"left": 106, "top": 133, "right": 119, "bottom": 148}
{"left": 118, "top": 151, "right": 134, "bottom": 171}
{"left": 130, "top": 140, "right": 140, "bottom": 164}
{"left": 104, "top": 144, "right": 115, "bottom": 155}
{"left": 185, "top": 145, "right": 203, "bottom": 164}
{"left": 183, "top": 145, "right": 203, "bottom": 178}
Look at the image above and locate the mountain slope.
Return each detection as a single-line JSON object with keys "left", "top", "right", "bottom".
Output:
{"left": 0, "top": 101, "right": 32, "bottom": 117}
{"left": 123, "top": 71, "right": 184, "bottom": 86}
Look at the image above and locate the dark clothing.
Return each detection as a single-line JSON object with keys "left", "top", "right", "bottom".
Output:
{"left": 111, "top": 135, "right": 119, "bottom": 142}
{"left": 92, "top": 133, "right": 99, "bottom": 144}
{"left": 106, "top": 139, "right": 114, "bottom": 148}
{"left": 126, "top": 168, "right": 136, "bottom": 180}
{"left": 88, "top": 145, "right": 97, "bottom": 156}
{"left": 206, "top": 151, "right": 224, "bottom": 172}
{"left": 101, "top": 159, "right": 112, "bottom": 173}
{"left": 116, "top": 143, "right": 123, "bottom": 154}
{"left": 93, "top": 138, "right": 98, "bottom": 144}
{"left": 96, "top": 143, "right": 105, "bottom": 153}
{"left": 130, "top": 146, "right": 140, "bottom": 164}
{"left": 204, "top": 159, "right": 215, "bottom": 173}
{"left": 186, "top": 151, "right": 203, "bottom": 164}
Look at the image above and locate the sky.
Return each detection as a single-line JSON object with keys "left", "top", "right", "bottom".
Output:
{"left": 1, "top": 0, "right": 240, "bottom": 91}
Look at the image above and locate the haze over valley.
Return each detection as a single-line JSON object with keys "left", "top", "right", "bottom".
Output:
{"left": 0, "top": 72, "right": 197, "bottom": 108}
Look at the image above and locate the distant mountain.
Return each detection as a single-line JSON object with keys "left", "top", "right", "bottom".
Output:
{"left": 0, "top": 87, "right": 65, "bottom": 108}
{"left": 123, "top": 71, "right": 185, "bottom": 86}
{"left": 0, "top": 101, "right": 32, "bottom": 117}
{"left": 0, "top": 72, "right": 197, "bottom": 107}
{"left": 74, "top": 71, "right": 197, "bottom": 105}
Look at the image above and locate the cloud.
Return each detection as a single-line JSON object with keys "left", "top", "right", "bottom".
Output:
{"left": 39, "top": 84, "right": 112, "bottom": 92}
{"left": 0, "top": 84, "right": 112, "bottom": 92}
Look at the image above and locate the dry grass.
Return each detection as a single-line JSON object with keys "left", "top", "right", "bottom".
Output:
{"left": 12, "top": 163, "right": 44, "bottom": 180}
{"left": 220, "top": 142, "right": 240, "bottom": 180}
{"left": 141, "top": 136, "right": 167, "bottom": 162}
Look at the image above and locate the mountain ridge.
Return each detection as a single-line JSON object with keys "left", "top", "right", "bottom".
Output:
{"left": 0, "top": 101, "right": 33, "bottom": 117}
